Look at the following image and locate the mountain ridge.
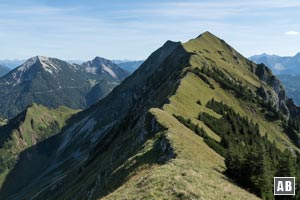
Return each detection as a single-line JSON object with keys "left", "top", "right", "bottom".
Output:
{"left": 1, "top": 32, "right": 299, "bottom": 199}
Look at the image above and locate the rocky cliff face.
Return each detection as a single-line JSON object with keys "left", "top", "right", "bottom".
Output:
{"left": 255, "top": 63, "right": 290, "bottom": 116}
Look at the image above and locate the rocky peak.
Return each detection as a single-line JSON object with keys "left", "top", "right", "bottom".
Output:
{"left": 81, "top": 57, "right": 129, "bottom": 80}
{"left": 16, "top": 56, "right": 61, "bottom": 75}
{"left": 92, "top": 56, "right": 113, "bottom": 65}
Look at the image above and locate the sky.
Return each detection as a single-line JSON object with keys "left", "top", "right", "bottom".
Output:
{"left": 0, "top": 0, "right": 300, "bottom": 60}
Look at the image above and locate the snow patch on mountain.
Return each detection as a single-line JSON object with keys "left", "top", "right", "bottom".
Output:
{"left": 17, "top": 57, "right": 39, "bottom": 72}
{"left": 17, "top": 56, "right": 61, "bottom": 75}
{"left": 38, "top": 56, "right": 61, "bottom": 74}
{"left": 85, "top": 66, "right": 97, "bottom": 74}
{"left": 5, "top": 56, "right": 64, "bottom": 85}
{"left": 101, "top": 63, "right": 117, "bottom": 78}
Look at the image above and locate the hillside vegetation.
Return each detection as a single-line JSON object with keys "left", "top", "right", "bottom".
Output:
{"left": 0, "top": 103, "right": 79, "bottom": 187}
{"left": 1, "top": 32, "right": 300, "bottom": 200}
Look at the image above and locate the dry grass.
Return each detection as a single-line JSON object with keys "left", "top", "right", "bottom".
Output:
{"left": 103, "top": 108, "right": 260, "bottom": 200}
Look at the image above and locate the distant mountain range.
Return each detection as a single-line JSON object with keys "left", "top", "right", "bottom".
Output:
{"left": 2, "top": 32, "right": 300, "bottom": 200}
{"left": 113, "top": 60, "right": 144, "bottom": 72}
{"left": 250, "top": 53, "right": 300, "bottom": 105}
{"left": 276, "top": 74, "right": 300, "bottom": 106}
{"left": 0, "top": 56, "right": 129, "bottom": 118}
{"left": 249, "top": 53, "right": 300, "bottom": 75}
{"left": 0, "top": 60, "right": 25, "bottom": 69}
{"left": 0, "top": 59, "right": 144, "bottom": 73}
{"left": 0, "top": 65, "right": 10, "bottom": 77}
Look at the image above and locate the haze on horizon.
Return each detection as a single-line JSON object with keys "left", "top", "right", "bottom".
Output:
{"left": 0, "top": 0, "right": 299, "bottom": 60}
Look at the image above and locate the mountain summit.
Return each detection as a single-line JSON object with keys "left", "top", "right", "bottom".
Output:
{"left": 1, "top": 32, "right": 300, "bottom": 199}
{"left": 81, "top": 56, "right": 129, "bottom": 81}
{"left": 5, "top": 56, "right": 73, "bottom": 86}
{"left": 18, "top": 56, "right": 60, "bottom": 74}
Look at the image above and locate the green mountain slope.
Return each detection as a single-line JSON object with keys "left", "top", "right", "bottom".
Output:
{"left": 0, "top": 103, "right": 79, "bottom": 187}
{"left": 0, "top": 56, "right": 129, "bottom": 119}
{"left": 1, "top": 32, "right": 300, "bottom": 200}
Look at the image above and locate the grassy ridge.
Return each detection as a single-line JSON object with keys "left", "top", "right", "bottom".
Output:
{"left": 2, "top": 32, "right": 298, "bottom": 199}
{"left": 0, "top": 103, "right": 79, "bottom": 187}
{"left": 103, "top": 108, "right": 259, "bottom": 199}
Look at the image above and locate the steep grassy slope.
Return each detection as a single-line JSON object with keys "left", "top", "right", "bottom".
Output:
{"left": 101, "top": 32, "right": 297, "bottom": 198}
{"left": 0, "top": 103, "right": 79, "bottom": 187}
{"left": 178, "top": 33, "right": 295, "bottom": 150}
{"left": 0, "top": 39, "right": 184, "bottom": 200}
{"left": 1, "top": 32, "right": 299, "bottom": 200}
{"left": 101, "top": 108, "right": 259, "bottom": 200}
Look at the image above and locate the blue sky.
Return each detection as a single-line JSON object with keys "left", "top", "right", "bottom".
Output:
{"left": 0, "top": 0, "right": 300, "bottom": 60}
